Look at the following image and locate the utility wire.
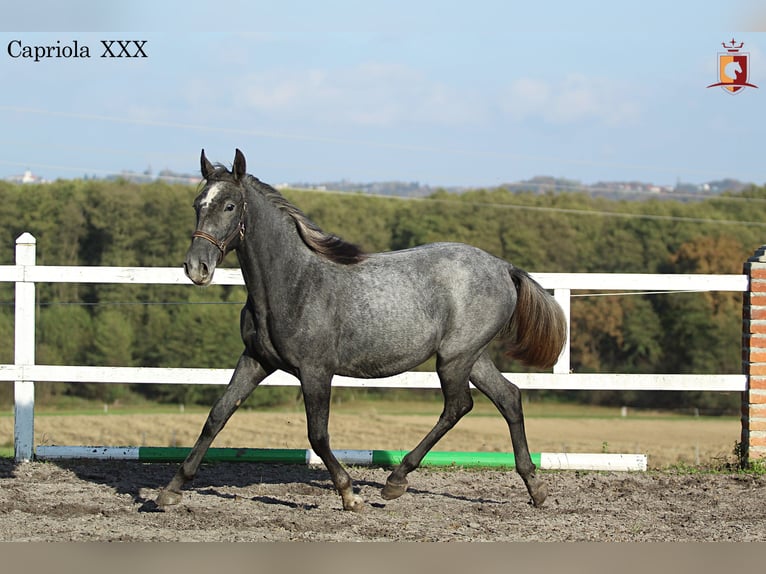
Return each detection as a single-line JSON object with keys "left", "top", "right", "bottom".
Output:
{"left": 1, "top": 105, "right": 762, "bottom": 187}
{"left": 0, "top": 288, "right": 731, "bottom": 310}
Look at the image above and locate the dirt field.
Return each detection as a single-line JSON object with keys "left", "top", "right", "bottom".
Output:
{"left": 1, "top": 458, "right": 765, "bottom": 541}
{"left": 1, "top": 405, "right": 764, "bottom": 541}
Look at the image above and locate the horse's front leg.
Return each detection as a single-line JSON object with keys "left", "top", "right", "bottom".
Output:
{"left": 156, "top": 354, "right": 270, "bottom": 506}
{"left": 301, "top": 375, "right": 365, "bottom": 512}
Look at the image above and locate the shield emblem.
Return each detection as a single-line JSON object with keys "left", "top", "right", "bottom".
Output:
{"left": 718, "top": 53, "right": 750, "bottom": 93}
{"left": 707, "top": 40, "right": 758, "bottom": 94}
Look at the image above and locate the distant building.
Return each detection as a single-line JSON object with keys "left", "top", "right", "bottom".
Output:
{"left": 105, "top": 168, "right": 201, "bottom": 185}
{"left": 5, "top": 170, "right": 48, "bottom": 184}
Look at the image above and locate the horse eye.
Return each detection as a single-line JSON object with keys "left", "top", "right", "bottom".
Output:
{"left": 225, "top": 203, "right": 235, "bottom": 212}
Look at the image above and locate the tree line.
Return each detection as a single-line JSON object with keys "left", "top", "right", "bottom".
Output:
{"left": 1, "top": 177, "right": 765, "bottom": 413}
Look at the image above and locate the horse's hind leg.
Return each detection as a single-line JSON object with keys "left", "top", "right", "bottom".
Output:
{"left": 382, "top": 358, "right": 474, "bottom": 500}
{"left": 156, "top": 353, "right": 269, "bottom": 507}
{"left": 301, "top": 374, "right": 365, "bottom": 512}
{"left": 469, "top": 352, "right": 547, "bottom": 507}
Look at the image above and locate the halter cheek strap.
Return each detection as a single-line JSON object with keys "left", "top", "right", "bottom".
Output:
{"left": 191, "top": 202, "right": 247, "bottom": 263}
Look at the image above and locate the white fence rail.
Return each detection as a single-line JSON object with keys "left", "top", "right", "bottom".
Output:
{"left": 0, "top": 233, "right": 750, "bottom": 462}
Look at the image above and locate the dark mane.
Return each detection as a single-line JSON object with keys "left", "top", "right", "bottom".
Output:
{"left": 203, "top": 160, "right": 366, "bottom": 265}
{"left": 245, "top": 175, "right": 367, "bottom": 265}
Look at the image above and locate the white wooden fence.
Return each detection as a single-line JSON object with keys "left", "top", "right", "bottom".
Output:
{"left": 0, "top": 233, "right": 749, "bottom": 462}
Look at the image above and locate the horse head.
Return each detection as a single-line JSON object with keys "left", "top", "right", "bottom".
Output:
{"left": 724, "top": 61, "right": 743, "bottom": 81}
{"left": 184, "top": 149, "right": 248, "bottom": 286}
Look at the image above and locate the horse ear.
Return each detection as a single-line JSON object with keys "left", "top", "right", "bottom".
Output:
{"left": 232, "top": 148, "right": 246, "bottom": 181}
{"left": 200, "top": 149, "right": 215, "bottom": 180}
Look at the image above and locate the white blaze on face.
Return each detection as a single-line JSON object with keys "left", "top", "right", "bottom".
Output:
{"left": 199, "top": 182, "right": 224, "bottom": 209}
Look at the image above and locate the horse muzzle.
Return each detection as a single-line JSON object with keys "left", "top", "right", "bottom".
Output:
{"left": 184, "top": 243, "right": 217, "bottom": 286}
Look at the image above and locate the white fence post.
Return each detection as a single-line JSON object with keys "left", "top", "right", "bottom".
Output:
{"left": 14, "top": 233, "right": 36, "bottom": 462}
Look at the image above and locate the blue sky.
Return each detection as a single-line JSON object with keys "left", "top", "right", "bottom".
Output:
{"left": 1, "top": 1, "right": 765, "bottom": 187}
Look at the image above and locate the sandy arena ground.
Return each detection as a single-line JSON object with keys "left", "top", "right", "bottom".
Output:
{"left": 0, "top": 458, "right": 764, "bottom": 541}
{"left": 1, "top": 407, "right": 763, "bottom": 541}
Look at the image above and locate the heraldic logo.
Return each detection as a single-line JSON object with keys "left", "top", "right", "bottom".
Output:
{"left": 707, "top": 38, "right": 758, "bottom": 94}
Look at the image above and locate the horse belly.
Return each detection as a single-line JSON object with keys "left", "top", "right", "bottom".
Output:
{"left": 335, "top": 312, "right": 442, "bottom": 379}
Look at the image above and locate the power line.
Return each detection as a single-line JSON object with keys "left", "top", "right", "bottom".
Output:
{"left": 427, "top": 198, "right": 766, "bottom": 227}
{"left": 0, "top": 300, "right": 244, "bottom": 307}
{"left": 2, "top": 155, "right": 765, "bottom": 228}
{"left": 1, "top": 104, "right": 760, "bottom": 182}
{"left": 304, "top": 187, "right": 766, "bottom": 227}
{"left": 0, "top": 289, "right": 730, "bottom": 310}
{"left": 570, "top": 290, "right": 740, "bottom": 298}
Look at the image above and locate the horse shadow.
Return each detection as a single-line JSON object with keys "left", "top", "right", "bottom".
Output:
{"left": 46, "top": 459, "right": 508, "bottom": 513}
{"left": 0, "top": 457, "right": 17, "bottom": 479}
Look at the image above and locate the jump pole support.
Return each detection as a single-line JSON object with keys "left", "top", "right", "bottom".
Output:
{"left": 35, "top": 446, "right": 647, "bottom": 472}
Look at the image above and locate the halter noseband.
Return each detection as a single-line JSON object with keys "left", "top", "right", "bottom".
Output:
{"left": 191, "top": 202, "right": 247, "bottom": 263}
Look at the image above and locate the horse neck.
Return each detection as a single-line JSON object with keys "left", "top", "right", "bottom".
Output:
{"left": 237, "top": 188, "right": 318, "bottom": 295}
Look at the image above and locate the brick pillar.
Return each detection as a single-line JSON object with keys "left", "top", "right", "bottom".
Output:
{"left": 742, "top": 246, "right": 766, "bottom": 466}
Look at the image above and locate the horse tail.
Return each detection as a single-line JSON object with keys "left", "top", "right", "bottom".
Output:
{"left": 504, "top": 267, "right": 567, "bottom": 369}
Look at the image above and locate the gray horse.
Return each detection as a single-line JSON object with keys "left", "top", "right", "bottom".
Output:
{"left": 157, "top": 149, "right": 567, "bottom": 511}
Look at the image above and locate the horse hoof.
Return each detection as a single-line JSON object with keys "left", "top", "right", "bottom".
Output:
{"left": 381, "top": 478, "right": 408, "bottom": 500}
{"left": 156, "top": 488, "right": 182, "bottom": 507}
{"left": 343, "top": 494, "right": 367, "bottom": 513}
{"left": 529, "top": 481, "right": 548, "bottom": 508}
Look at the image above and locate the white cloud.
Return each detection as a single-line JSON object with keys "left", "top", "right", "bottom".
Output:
{"left": 237, "top": 63, "right": 484, "bottom": 128}
{"left": 193, "top": 63, "right": 643, "bottom": 138}
{"left": 502, "top": 74, "right": 641, "bottom": 127}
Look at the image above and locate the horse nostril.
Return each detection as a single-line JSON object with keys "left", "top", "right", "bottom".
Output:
{"left": 200, "top": 262, "right": 209, "bottom": 278}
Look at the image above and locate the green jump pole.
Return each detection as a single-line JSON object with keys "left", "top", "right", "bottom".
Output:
{"left": 33, "top": 446, "right": 646, "bottom": 471}
{"left": 372, "top": 449, "right": 540, "bottom": 468}
{"left": 137, "top": 447, "right": 531, "bottom": 468}
{"left": 140, "top": 447, "right": 309, "bottom": 464}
